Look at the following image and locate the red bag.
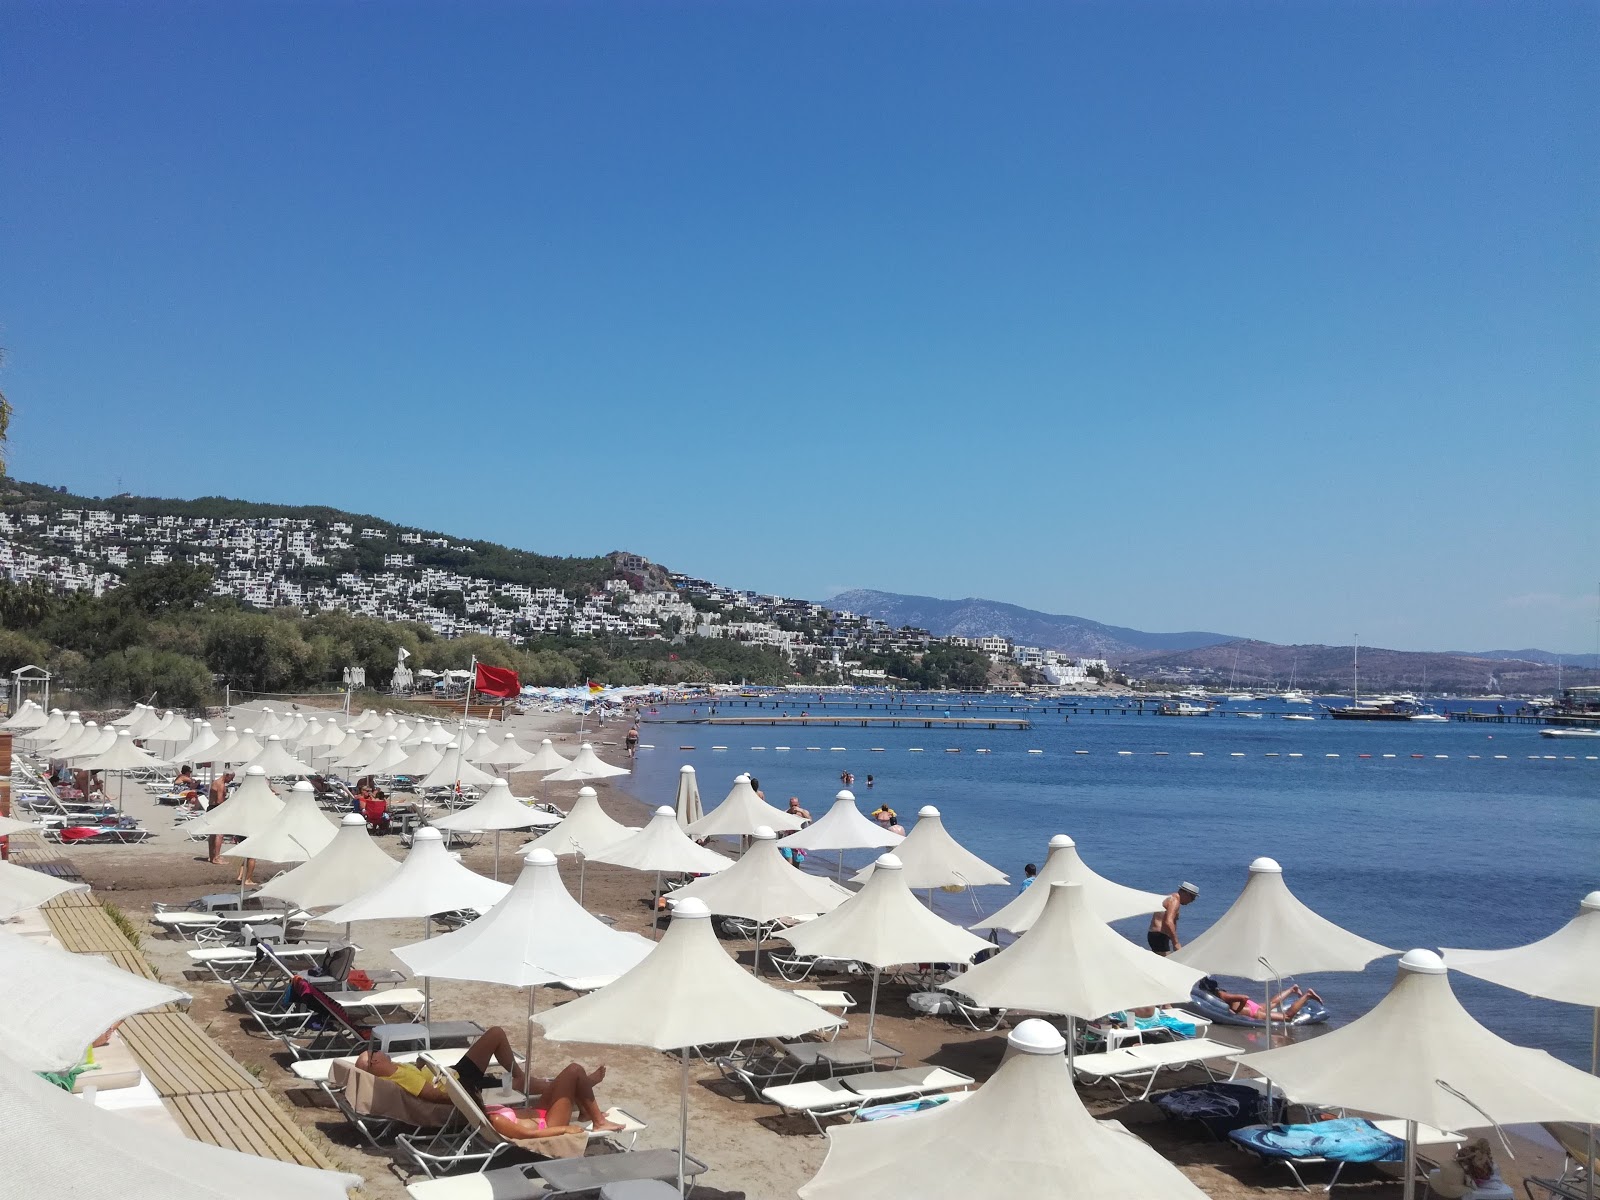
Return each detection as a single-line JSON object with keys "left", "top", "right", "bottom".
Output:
{"left": 345, "top": 969, "right": 373, "bottom": 991}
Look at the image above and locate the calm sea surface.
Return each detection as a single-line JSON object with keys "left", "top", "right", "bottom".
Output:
{"left": 616, "top": 694, "right": 1599, "bottom": 1067}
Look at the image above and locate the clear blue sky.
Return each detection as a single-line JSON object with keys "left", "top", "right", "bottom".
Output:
{"left": 3, "top": 2, "right": 1595, "bottom": 653}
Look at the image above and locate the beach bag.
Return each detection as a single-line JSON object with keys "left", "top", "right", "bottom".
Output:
{"left": 345, "top": 969, "right": 373, "bottom": 991}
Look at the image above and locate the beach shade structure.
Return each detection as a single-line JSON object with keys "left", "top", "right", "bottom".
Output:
{"left": 481, "top": 731, "right": 533, "bottom": 769}
{"left": 417, "top": 744, "right": 500, "bottom": 792}
{"left": 43, "top": 713, "right": 87, "bottom": 756}
{"left": 365, "top": 736, "right": 412, "bottom": 776}
{"left": 281, "top": 713, "right": 308, "bottom": 742}
{"left": 125, "top": 705, "right": 166, "bottom": 739}
{"left": 81, "top": 728, "right": 171, "bottom": 812}
{"left": 394, "top": 740, "right": 445, "bottom": 781}
{"left": 462, "top": 727, "right": 503, "bottom": 765}
{"left": 953, "top": 882, "right": 1204, "bottom": 1067}
{"left": 349, "top": 708, "right": 381, "bottom": 732}
{"left": 976, "top": 834, "right": 1165, "bottom": 933}
{"left": 302, "top": 718, "right": 345, "bottom": 763}
{"left": 512, "top": 738, "right": 573, "bottom": 773}
{"left": 431, "top": 779, "right": 560, "bottom": 879}
{"left": 775, "top": 789, "right": 903, "bottom": 880}
{"left": 173, "top": 720, "right": 220, "bottom": 768}
{"left": 389, "top": 720, "right": 414, "bottom": 747}
{"left": 242, "top": 734, "right": 312, "bottom": 778}
{"left": 220, "top": 729, "right": 265, "bottom": 766}
{"left": 253, "top": 706, "right": 280, "bottom": 737}
{"left": 538, "top": 897, "right": 841, "bottom": 1196}
{"left": 1236, "top": 949, "right": 1600, "bottom": 1200}
{"left": 110, "top": 704, "right": 146, "bottom": 728}
{"left": 66, "top": 724, "right": 118, "bottom": 763}
{"left": 1172, "top": 856, "right": 1394, "bottom": 1045}
{"left": 425, "top": 720, "right": 456, "bottom": 747}
{"left": 0, "top": 929, "right": 188, "bottom": 1071}
{"left": 256, "top": 814, "right": 400, "bottom": 910}
{"left": 0, "top": 1049, "right": 360, "bottom": 1200}
{"left": 146, "top": 712, "right": 191, "bottom": 751}
{"left": 683, "top": 773, "right": 804, "bottom": 839}
{"left": 669, "top": 826, "right": 851, "bottom": 972}
{"left": 799, "top": 1018, "right": 1210, "bottom": 1200}
{"left": 2, "top": 700, "right": 46, "bottom": 731}
{"left": 0, "top": 813, "right": 34, "bottom": 837}
{"left": 852, "top": 805, "right": 1008, "bottom": 898}
{"left": 543, "top": 742, "right": 630, "bottom": 782}
{"left": 787, "top": 853, "right": 993, "bottom": 1049}
{"left": 673, "top": 765, "right": 704, "bottom": 827}
{"left": 395, "top": 847, "right": 655, "bottom": 1083}
{"left": 0, "top": 857, "right": 89, "bottom": 919}
{"left": 332, "top": 732, "right": 380, "bottom": 772}
{"left": 319, "top": 827, "right": 510, "bottom": 1023}
{"left": 523, "top": 785, "right": 637, "bottom": 903}
{"left": 370, "top": 712, "right": 399, "bottom": 740}
{"left": 226, "top": 780, "right": 337, "bottom": 865}
{"left": 591, "top": 806, "right": 733, "bottom": 936}
{"left": 290, "top": 717, "right": 321, "bottom": 753}
{"left": 183, "top": 767, "right": 285, "bottom": 839}
{"left": 24, "top": 708, "right": 68, "bottom": 745}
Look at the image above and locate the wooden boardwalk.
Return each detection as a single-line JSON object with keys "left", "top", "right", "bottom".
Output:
{"left": 166, "top": 1089, "right": 342, "bottom": 1170}
{"left": 44, "top": 903, "right": 138, "bottom": 953}
{"left": 120, "top": 1011, "right": 264, "bottom": 1096}
{"left": 686, "top": 714, "right": 1031, "bottom": 730}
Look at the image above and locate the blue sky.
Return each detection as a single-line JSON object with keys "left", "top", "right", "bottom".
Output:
{"left": 3, "top": 2, "right": 1595, "bottom": 652}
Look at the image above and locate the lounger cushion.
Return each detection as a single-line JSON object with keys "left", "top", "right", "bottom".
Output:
{"left": 330, "top": 1059, "right": 451, "bottom": 1128}
{"left": 1230, "top": 1118, "right": 1405, "bottom": 1163}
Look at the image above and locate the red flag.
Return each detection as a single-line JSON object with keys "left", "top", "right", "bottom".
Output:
{"left": 473, "top": 662, "right": 521, "bottom": 698}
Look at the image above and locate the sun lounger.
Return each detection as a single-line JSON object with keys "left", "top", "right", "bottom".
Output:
{"left": 404, "top": 1152, "right": 709, "bottom": 1200}
{"left": 1071, "top": 1036, "right": 1238, "bottom": 1100}
{"left": 321, "top": 1057, "right": 454, "bottom": 1148}
{"left": 760, "top": 1064, "right": 976, "bottom": 1135}
{"left": 1229, "top": 1117, "right": 1464, "bottom": 1192}
{"left": 1087, "top": 1006, "right": 1211, "bottom": 1050}
{"left": 289, "top": 1046, "right": 468, "bottom": 1084}
{"left": 792, "top": 989, "right": 855, "bottom": 1018}
{"left": 396, "top": 1052, "right": 645, "bottom": 1178}
{"left": 1525, "top": 1123, "right": 1597, "bottom": 1200}
{"left": 187, "top": 942, "right": 331, "bottom": 981}
{"left": 770, "top": 952, "right": 864, "bottom": 983}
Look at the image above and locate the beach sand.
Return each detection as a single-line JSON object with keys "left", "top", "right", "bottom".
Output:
{"left": 63, "top": 701, "right": 1567, "bottom": 1199}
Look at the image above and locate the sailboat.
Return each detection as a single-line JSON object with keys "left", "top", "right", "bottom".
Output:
{"left": 1409, "top": 665, "right": 1449, "bottom": 721}
{"left": 1280, "top": 653, "right": 1312, "bottom": 704}
{"left": 1327, "top": 636, "right": 1418, "bottom": 720}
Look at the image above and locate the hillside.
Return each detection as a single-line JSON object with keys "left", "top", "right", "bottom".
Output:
{"left": 825, "top": 589, "right": 1234, "bottom": 656}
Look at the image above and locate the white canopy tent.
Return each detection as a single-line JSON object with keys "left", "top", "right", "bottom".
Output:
{"left": 852, "top": 805, "right": 1008, "bottom": 897}
{"left": 395, "top": 847, "right": 654, "bottom": 1076}
{"left": 543, "top": 742, "right": 629, "bottom": 781}
{"left": 1236, "top": 950, "right": 1600, "bottom": 1200}
{"left": 674, "top": 765, "right": 704, "bottom": 827}
{"left": 226, "top": 781, "right": 337, "bottom": 865}
{"left": 799, "top": 1018, "right": 1211, "bottom": 1200}
{"left": 591, "top": 806, "right": 732, "bottom": 936}
{"left": 538, "top": 898, "right": 840, "bottom": 1196}
{"left": 431, "top": 779, "right": 560, "bottom": 878}
{"left": 786, "top": 853, "right": 993, "bottom": 1048}
{"left": 683, "top": 773, "right": 802, "bottom": 839}
{"left": 256, "top": 814, "right": 400, "bottom": 911}
{"left": 976, "top": 834, "right": 1164, "bottom": 932}
{"left": 523, "top": 785, "right": 637, "bottom": 903}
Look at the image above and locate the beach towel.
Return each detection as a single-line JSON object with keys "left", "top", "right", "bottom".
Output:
{"left": 1155, "top": 1082, "right": 1271, "bottom": 1138}
{"left": 1230, "top": 1118, "right": 1406, "bottom": 1164}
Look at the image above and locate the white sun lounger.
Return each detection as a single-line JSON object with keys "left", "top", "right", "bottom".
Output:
{"left": 761, "top": 1064, "right": 975, "bottom": 1134}
{"left": 1072, "top": 1036, "right": 1238, "bottom": 1100}
{"left": 289, "top": 1046, "right": 470, "bottom": 1084}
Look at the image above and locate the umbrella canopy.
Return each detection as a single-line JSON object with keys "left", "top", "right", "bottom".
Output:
{"left": 462, "top": 728, "right": 503, "bottom": 765}
{"left": 44, "top": 715, "right": 88, "bottom": 756}
{"left": 1234, "top": 949, "right": 1600, "bottom": 1132}
{"left": 318, "top": 828, "right": 509, "bottom": 924}
{"left": 173, "top": 721, "right": 220, "bottom": 765}
{"left": 417, "top": 746, "right": 500, "bottom": 790}
{"left": 591, "top": 807, "right": 733, "bottom": 876}
{"left": 954, "top": 882, "right": 1203, "bottom": 1020}
{"left": 349, "top": 708, "right": 381, "bottom": 732}
{"left": 976, "top": 834, "right": 1164, "bottom": 932}
{"left": 370, "top": 713, "right": 399, "bottom": 740}
{"left": 2, "top": 701, "right": 46, "bottom": 731}
{"left": 66, "top": 724, "right": 118, "bottom": 762}
{"left": 395, "top": 847, "right": 653, "bottom": 987}
{"left": 208, "top": 726, "right": 240, "bottom": 763}
{"left": 775, "top": 790, "right": 903, "bottom": 853}
{"left": 111, "top": 704, "right": 146, "bottom": 727}
{"left": 543, "top": 742, "right": 629, "bottom": 781}
{"left": 673, "top": 765, "right": 704, "bottom": 827}
{"left": 220, "top": 730, "right": 265, "bottom": 765}
{"left": 0, "top": 857, "right": 88, "bottom": 919}
{"left": 1171, "top": 857, "right": 1394, "bottom": 980}
{"left": 147, "top": 713, "right": 191, "bottom": 748}
{"left": 1442, "top": 891, "right": 1600, "bottom": 1010}
{"left": 27, "top": 709, "right": 68, "bottom": 744}
{"left": 82, "top": 728, "right": 169, "bottom": 772}
{"left": 306, "top": 718, "right": 346, "bottom": 750}
{"left": 241, "top": 734, "right": 311, "bottom": 778}
{"left": 226, "top": 781, "right": 337, "bottom": 864}
{"left": 125, "top": 706, "right": 166, "bottom": 739}
{"left": 425, "top": 721, "right": 455, "bottom": 746}
{"left": 290, "top": 718, "right": 322, "bottom": 753}
{"left": 524, "top": 786, "right": 635, "bottom": 858}
{"left": 0, "top": 814, "right": 33, "bottom": 837}
{"left": 255, "top": 814, "right": 400, "bottom": 910}
{"left": 513, "top": 738, "right": 573, "bottom": 773}
{"left": 281, "top": 713, "right": 308, "bottom": 742}
{"left": 365, "top": 736, "right": 411, "bottom": 775}
{"left": 669, "top": 828, "right": 850, "bottom": 921}
{"left": 183, "top": 767, "right": 284, "bottom": 838}
{"left": 394, "top": 741, "right": 445, "bottom": 779}
{"left": 0, "top": 931, "right": 188, "bottom": 1071}
{"left": 431, "top": 779, "right": 558, "bottom": 833}
{"left": 332, "top": 733, "right": 380, "bottom": 771}
{"left": 852, "top": 806, "right": 1007, "bottom": 891}
{"left": 799, "top": 1019, "right": 1211, "bottom": 1200}
{"left": 481, "top": 732, "right": 533, "bottom": 768}
{"left": 0, "top": 1049, "right": 360, "bottom": 1200}
{"left": 685, "top": 774, "right": 804, "bottom": 839}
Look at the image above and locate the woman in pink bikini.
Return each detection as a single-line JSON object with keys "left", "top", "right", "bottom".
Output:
{"left": 1200, "top": 978, "right": 1323, "bottom": 1022}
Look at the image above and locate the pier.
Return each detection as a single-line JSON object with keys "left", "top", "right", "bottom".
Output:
{"left": 671, "top": 715, "right": 1032, "bottom": 730}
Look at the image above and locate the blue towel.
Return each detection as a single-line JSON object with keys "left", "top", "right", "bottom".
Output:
{"left": 1230, "top": 1118, "right": 1406, "bottom": 1164}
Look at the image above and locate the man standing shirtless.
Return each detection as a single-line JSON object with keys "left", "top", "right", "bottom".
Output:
{"left": 206, "top": 772, "right": 234, "bottom": 865}
{"left": 1147, "top": 882, "right": 1198, "bottom": 955}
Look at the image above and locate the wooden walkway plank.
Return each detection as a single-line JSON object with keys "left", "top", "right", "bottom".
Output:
{"left": 120, "top": 1012, "right": 261, "bottom": 1097}
{"left": 43, "top": 905, "right": 135, "bottom": 953}
{"left": 165, "top": 1090, "right": 340, "bottom": 1171}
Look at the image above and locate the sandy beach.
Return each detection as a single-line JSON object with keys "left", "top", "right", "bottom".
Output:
{"left": 55, "top": 700, "right": 1566, "bottom": 1199}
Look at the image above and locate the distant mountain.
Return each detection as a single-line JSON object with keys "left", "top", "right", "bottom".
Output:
{"left": 1458, "top": 649, "right": 1600, "bottom": 671}
{"left": 824, "top": 589, "right": 1234, "bottom": 656}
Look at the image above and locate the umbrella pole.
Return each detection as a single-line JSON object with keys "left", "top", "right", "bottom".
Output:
{"left": 578, "top": 852, "right": 587, "bottom": 906}
{"left": 866, "top": 967, "right": 881, "bottom": 1052}
{"left": 753, "top": 923, "right": 762, "bottom": 977}
{"left": 1066, "top": 1015, "right": 1076, "bottom": 1077}
{"left": 1403, "top": 1119, "right": 1417, "bottom": 1200}
{"left": 524, "top": 987, "right": 535, "bottom": 1100}
{"left": 493, "top": 830, "right": 500, "bottom": 881}
{"left": 653, "top": 870, "right": 662, "bottom": 939}
{"left": 677, "top": 1046, "right": 689, "bottom": 1198}
{"left": 1589, "top": 1007, "right": 1597, "bottom": 1200}
{"left": 423, "top": 917, "right": 433, "bottom": 1046}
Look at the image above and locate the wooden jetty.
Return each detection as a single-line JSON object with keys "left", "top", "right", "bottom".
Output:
{"left": 678, "top": 715, "right": 1031, "bottom": 730}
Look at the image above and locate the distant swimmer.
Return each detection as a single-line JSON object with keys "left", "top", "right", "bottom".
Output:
{"left": 1147, "top": 882, "right": 1198, "bottom": 955}
{"left": 871, "top": 802, "right": 898, "bottom": 828}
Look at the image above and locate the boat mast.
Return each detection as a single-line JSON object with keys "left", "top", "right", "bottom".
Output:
{"left": 1353, "top": 635, "right": 1359, "bottom": 704}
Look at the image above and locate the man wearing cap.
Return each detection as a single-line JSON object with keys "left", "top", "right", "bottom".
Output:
{"left": 1147, "top": 882, "right": 1198, "bottom": 955}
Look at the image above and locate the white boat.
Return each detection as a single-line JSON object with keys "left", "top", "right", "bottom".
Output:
{"left": 1283, "top": 713, "right": 1316, "bottom": 721}
{"left": 1158, "top": 702, "right": 1212, "bottom": 717}
{"left": 1236, "top": 711, "right": 1264, "bottom": 718}
{"left": 1540, "top": 727, "right": 1600, "bottom": 739}
{"left": 1409, "top": 712, "right": 1449, "bottom": 722}
{"left": 1280, "top": 690, "right": 1312, "bottom": 704}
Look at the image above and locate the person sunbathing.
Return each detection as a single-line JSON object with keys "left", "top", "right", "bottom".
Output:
{"left": 1199, "top": 977, "right": 1322, "bottom": 1021}
{"left": 356, "top": 1026, "right": 624, "bottom": 1136}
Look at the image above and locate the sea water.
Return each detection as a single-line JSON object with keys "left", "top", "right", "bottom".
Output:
{"left": 619, "top": 696, "right": 1599, "bottom": 1067}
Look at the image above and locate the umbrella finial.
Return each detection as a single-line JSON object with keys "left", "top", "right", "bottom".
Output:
{"left": 292, "top": 780, "right": 313, "bottom": 794}
{"left": 918, "top": 805, "right": 939, "bottom": 818}
{"left": 1049, "top": 833, "right": 1075, "bottom": 848}
{"left": 672, "top": 897, "right": 710, "bottom": 919}
{"left": 1581, "top": 891, "right": 1600, "bottom": 911}
{"left": 752, "top": 826, "right": 775, "bottom": 840}
{"left": 1249, "top": 856, "right": 1283, "bottom": 873}
{"left": 244, "top": 765, "right": 266, "bottom": 777}
{"left": 341, "top": 813, "right": 365, "bottom": 826}
{"left": 875, "top": 853, "right": 903, "bottom": 871}
{"left": 524, "top": 847, "right": 557, "bottom": 865}
{"left": 1398, "top": 948, "right": 1446, "bottom": 974}
{"left": 1007, "top": 1018, "right": 1067, "bottom": 1055}
{"left": 654, "top": 806, "right": 675, "bottom": 817}
{"left": 836, "top": 789, "right": 855, "bottom": 802}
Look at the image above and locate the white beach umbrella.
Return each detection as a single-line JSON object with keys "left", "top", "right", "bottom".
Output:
{"left": 43, "top": 714, "right": 87, "bottom": 756}
{"left": 0, "top": 858, "right": 89, "bottom": 919}
{"left": 125, "top": 705, "right": 165, "bottom": 739}
{"left": 425, "top": 720, "right": 455, "bottom": 747}
{"left": 852, "top": 805, "right": 1008, "bottom": 895}
{"left": 226, "top": 781, "right": 337, "bottom": 864}
{"left": 365, "top": 736, "right": 412, "bottom": 775}
{"left": 254, "top": 706, "right": 281, "bottom": 737}
{"left": 592, "top": 806, "right": 733, "bottom": 935}
{"left": 669, "top": 826, "right": 851, "bottom": 972}
{"left": 786, "top": 853, "right": 993, "bottom": 1048}
{"left": 208, "top": 724, "right": 240, "bottom": 762}
{"left": 523, "top": 785, "right": 638, "bottom": 903}
{"left": 26, "top": 708, "right": 68, "bottom": 745}
{"left": 431, "top": 779, "right": 560, "bottom": 878}
{"left": 110, "top": 704, "right": 146, "bottom": 728}
{"left": 182, "top": 767, "right": 284, "bottom": 838}
{"left": 1236, "top": 950, "right": 1600, "bottom": 1200}
{"left": 684, "top": 773, "right": 803, "bottom": 839}
{"left": 172, "top": 720, "right": 219, "bottom": 767}
{"left": 512, "top": 738, "right": 573, "bottom": 773}
{"left": 417, "top": 744, "right": 499, "bottom": 791}
{"left": 219, "top": 729, "right": 265, "bottom": 765}
{"left": 0, "top": 813, "right": 34, "bottom": 838}
{"left": 289, "top": 717, "right": 321, "bottom": 754}
{"left": 394, "top": 740, "right": 445, "bottom": 780}
{"left": 0, "top": 1049, "right": 360, "bottom": 1200}
{"left": 674, "top": 765, "right": 704, "bottom": 827}
{"left": 349, "top": 708, "right": 381, "bottom": 732}
{"left": 242, "top": 734, "right": 312, "bottom": 778}
{"left": 776, "top": 789, "right": 902, "bottom": 880}
{"left": 281, "top": 712, "right": 308, "bottom": 742}
{"left": 538, "top": 897, "right": 840, "bottom": 1196}
{"left": 389, "top": 720, "right": 414, "bottom": 746}
{"left": 66, "top": 724, "right": 118, "bottom": 762}
{"left": 81, "top": 728, "right": 170, "bottom": 812}
{"left": 481, "top": 731, "right": 533, "bottom": 768}
{"left": 976, "top": 834, "right": 1165, "bottom": 932}
{"left": 2, "top": 701, "right": 46, "bottom": 731}
{"left": 462, "top": 727, "right": 502, "bottom": 765}
{"left": 332, "top": 732, "right": 380, "bottom": 771}
{"left": 146, "top": 712, "right": 190, "bottom": 750}
{"left": 256, "top": 814, "right": 399, "bottom": 911}
{"left": 370, "top": 713, "right": 399, "bottom": 740}
{"left": 954, "top": 882, "right": 1204, "bottom": 1066}
{"left": 799, "top": 1018, "right": 1210, "bottom": 1200}
{"left": 544, "top": 742, "right": 629, "bottom": 781}
{"left": 0, "top": 930, "right": 188, "bottom": 1071}
{"left": 396, "top": 847, "right": 655, "bottom": 1076}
